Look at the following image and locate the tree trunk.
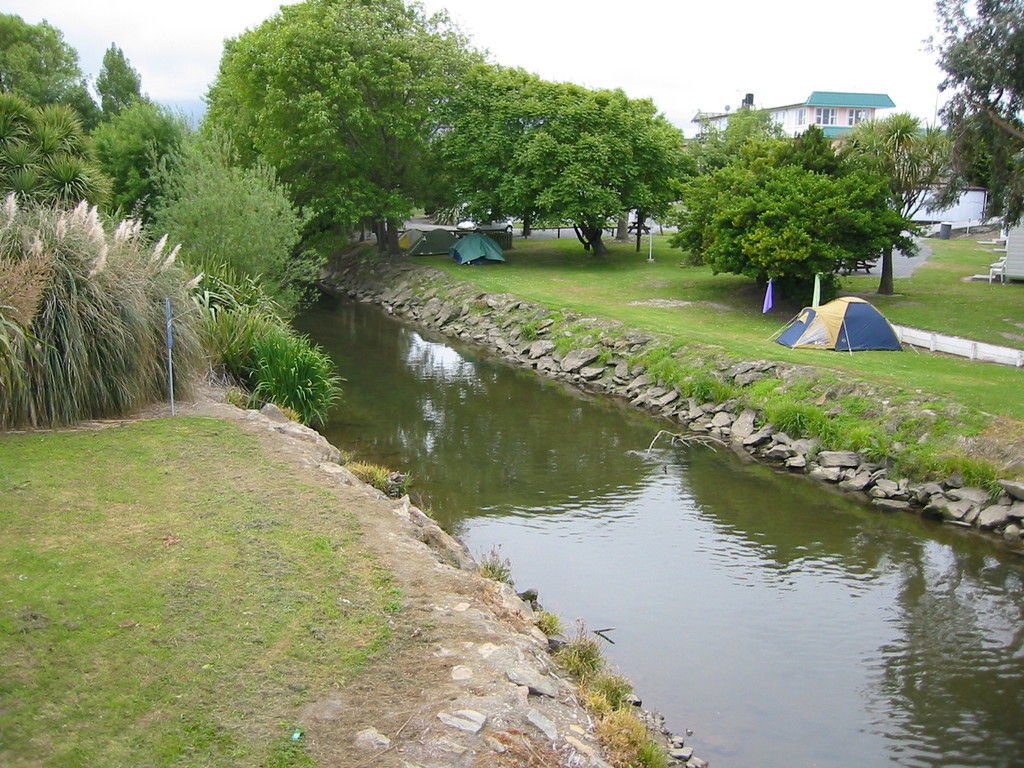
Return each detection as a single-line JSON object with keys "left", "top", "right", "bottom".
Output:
{"left": 573, "top": 224, "right": 607, "bottom": 256}
{"left": 877, "top": 245, "right": 894, "bottom": 295}
{"left": 615, "top": 215, "right": 628, "bottom": 242}
{"left": 385, "top": 218, "right": 401, "bottom": 255}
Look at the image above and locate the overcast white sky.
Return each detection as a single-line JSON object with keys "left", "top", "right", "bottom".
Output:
{"left": 5, "top": 0, "right": 951, "bottom": 134}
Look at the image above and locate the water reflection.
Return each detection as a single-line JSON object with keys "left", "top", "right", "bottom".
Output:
{"left": 683, "top": 444, "right": 1024, "bottom": 767}
{"left": 296, "top": 297, "right": 1024, "bottom": 768}
{"left": 295, "top": 299, "right": 658, "bottom": 532}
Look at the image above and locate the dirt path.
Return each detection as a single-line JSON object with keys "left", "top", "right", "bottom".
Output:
{"left": 149, "top": 389, "right": 618, "bottom": 768}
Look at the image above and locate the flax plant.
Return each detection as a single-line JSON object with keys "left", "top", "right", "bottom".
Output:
{"left": 191, "top": 268, "right": 343, "bottom": 427}
{"left": 0, "top": 196, "right": 202, "bottom": 428}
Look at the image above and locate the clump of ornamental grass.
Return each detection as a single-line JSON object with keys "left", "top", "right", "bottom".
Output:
{"left": 346, "top": 461, "right": 410, "bottom": 498}
{"left": 0, "top": 195, "right": 202, "bottom": 428}
{"left": 535, "top": 610, "right": 563, "bottom": 637}
{"left": 553, "top": 622, "right": 667, "bottom": 768}
{"left": 478, "top": 545, "right": 514, "bottom": 585}
{"left": 596, "top": 709, "right": 667, "bottom": 768}
{"left": 555, "top": 622, "right": 604, "bottom": 682}
{"left": 222, "top": 386, "right": 249, "bottom": 410}
{"left": 582, "top": 672, "right": 634, "bottom": 714}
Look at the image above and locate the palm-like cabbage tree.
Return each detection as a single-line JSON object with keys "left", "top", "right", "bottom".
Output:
{"left": 843, "top": 113, "right": 953, "bottom": 295}
{"left": 0, "top": 92, "right": 108, "bottom": 205}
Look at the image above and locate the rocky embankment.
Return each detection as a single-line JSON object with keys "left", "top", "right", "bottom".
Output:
{"left": 320, "top": 248, "right": 1024, "bottom": 550}
{"left": 189, "top": 397, "right": 694, "bottom": 768}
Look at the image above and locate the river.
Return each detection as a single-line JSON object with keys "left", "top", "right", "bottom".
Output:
{"left": 295, "top": 296, "right": 1024, "bottom": 768}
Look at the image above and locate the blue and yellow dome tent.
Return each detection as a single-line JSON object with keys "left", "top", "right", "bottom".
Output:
{"left": 776, "top": 297, "right": 902, "bottom": 351}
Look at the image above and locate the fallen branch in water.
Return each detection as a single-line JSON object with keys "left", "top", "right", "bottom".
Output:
{"left": 646, "top": 430, "right": 726, "bottom": 455}
{"left": 593, "top": 627, "right": 616, "bottom": 644}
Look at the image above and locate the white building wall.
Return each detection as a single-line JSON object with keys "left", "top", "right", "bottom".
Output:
{"left": 912, "top": 188, "right": 988, "bottom": 223}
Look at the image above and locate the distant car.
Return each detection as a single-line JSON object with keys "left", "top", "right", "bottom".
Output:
{"left": 456, "top": 219, "right": 514, "bottom": 233}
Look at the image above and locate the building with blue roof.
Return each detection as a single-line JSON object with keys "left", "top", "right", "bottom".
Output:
{"left": 694, "top": 91, "right": 896, "bottom": 138}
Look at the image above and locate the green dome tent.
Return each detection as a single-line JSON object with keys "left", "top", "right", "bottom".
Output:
{"left": 450, "top": 232, "right": 505, "bottom": 265}
{"left": 401, "top": 228, "right": 458, "bottom": 256}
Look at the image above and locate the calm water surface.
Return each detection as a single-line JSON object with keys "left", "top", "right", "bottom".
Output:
{"left": 295, "top": 298, "right": 1024, "bottom": 768}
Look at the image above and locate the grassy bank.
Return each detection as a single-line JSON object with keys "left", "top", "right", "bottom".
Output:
{"left": 0, "top": 418, "right": 397, "bottom": 767}
{"left": 420, "top": 235, "right": 1024, "bottom": 420}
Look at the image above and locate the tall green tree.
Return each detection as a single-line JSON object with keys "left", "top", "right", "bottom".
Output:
{"left": 96, "top": 44, "right": 144, "bottom": 119}
{"left": 152, "top": 134, "right": 310, "bottom": 308}
{"left": 843, "top": 113, "right": 952, "bottom": 295}
{"left": 0, "top": 92, "right": 108, "bottom": 205}
{"left": 936, "top": 0, "right": 1024, "bottom": 224}
{"left": 686, "top": 107, "right": 785, "bottom": 175}
{"left": 204, "top": 0, "right": 474, "bottom": 253}
{"left": 92, "top": 101, "right": 188, "bottom": 217}
{"left": 670, "top": 160, "right": 908, "bottom": 302}
{"left": 0, "top": 14, "right": 99, "bottom": 128}
{"left": 439, "top": 65, "right": 686, "bottom": 255}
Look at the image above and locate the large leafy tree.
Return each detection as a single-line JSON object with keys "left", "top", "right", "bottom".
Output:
{"left": 673, "top": 164, "right": 909, "bottom": 301}
{"left": 0, "top": 14, "right": 99, "bottom": 128}
{"left": 205, "top": 0, "right": 474, "bottom": 253}
{"left": 842, "top": 113, "right": 952, "bottom": 294}
{"left": 439, "top": 65, "right": 686, "bottom": 256}
{"left": 0, "top": 92, "right": 108, "bottom": 205}
{"left": 936, "top": 0, "right": 1024, "bottom": 224}
{"left": 96, "top": 44, "right": 144, "bottom": 119}
{"left": 92, "top": 101, "right": 189, "bottom": 217}
{"left": 670, "top": 129, "right": 909, "bottom": 302}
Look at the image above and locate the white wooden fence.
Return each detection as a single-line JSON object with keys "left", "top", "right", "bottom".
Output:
{"left": 892, "top": 325, "right": 1024, "bottom": 368}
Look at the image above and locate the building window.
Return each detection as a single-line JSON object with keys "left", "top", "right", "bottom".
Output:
{"left": 797, "top": 110, "right": 806, "bottom": 125}
{"left": 814, "top": 108, "right": 837, "bottom": 125}
{"left": 848, "top": 108, "right": 870, "bottom": 125}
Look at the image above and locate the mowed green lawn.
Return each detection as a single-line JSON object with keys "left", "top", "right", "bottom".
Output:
{"left": 423, "top": 234, "right": 1024, "bottom": 419}
{"left": 0, "top": 418, "right": 397, "bottom": 767}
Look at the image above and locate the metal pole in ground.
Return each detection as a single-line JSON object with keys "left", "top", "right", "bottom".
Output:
{"left": 164, "top": 298, "right": 175, "bottom": 416}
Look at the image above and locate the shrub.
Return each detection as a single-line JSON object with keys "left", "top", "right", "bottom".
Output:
{"left": 201, "top": 304, "right": 281, "bottom": 382}
{"left": 223, "top": 386, "right": 249, "bottom": 410}
{"left": 153, "top": 134, "right": 313, "bottom": 311}
{"left": 0, "top": 197, "right": 201, "bottom": 428}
